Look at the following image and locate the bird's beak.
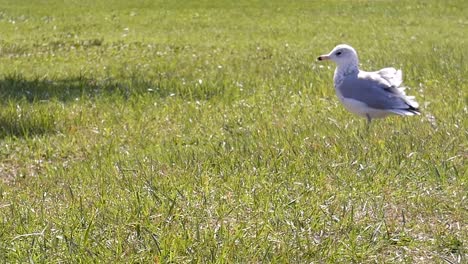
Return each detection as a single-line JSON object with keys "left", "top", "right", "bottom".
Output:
{"left": 317, "top": 54, "right": 330, "bottom": 61}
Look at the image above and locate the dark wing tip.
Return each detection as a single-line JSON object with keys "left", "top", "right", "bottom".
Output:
{"left": 407, "top": 105, "right": 421, "bottom": 115}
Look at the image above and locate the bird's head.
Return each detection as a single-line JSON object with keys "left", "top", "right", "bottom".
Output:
{"left": 317, "top": 44, "right": 359, "bottom": 67}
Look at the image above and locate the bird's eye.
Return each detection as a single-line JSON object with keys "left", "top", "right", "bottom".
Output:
{"left": 336, "top": 51, "right": 342, "bottom": 56}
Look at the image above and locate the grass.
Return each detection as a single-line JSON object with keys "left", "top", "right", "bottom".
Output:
{"left": 0, "top": 0, "right": 466, "bottom": 262}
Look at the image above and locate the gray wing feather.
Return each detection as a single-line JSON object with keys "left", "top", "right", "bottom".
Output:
{"left": 337, "top": 71, "right": 414, "bottom": 110}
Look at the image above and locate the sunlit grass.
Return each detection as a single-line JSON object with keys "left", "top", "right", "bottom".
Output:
{"left": 0, "top": 0, "right": 466, "bottom": 263}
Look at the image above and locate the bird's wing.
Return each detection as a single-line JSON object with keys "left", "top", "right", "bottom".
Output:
{"left": 337, "top": 71, "right": 418, "bottom": 110}
{"left": 375, "top": 67, "right": 403, "bottom": 87}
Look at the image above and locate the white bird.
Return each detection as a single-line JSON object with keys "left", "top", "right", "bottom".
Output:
{"left": 317, "top": 44, "right": 420, "bottom": 123}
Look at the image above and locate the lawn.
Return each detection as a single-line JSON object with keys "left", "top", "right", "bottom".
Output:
{"left": 0, "top": 0, "right": 466, "bottom": 262}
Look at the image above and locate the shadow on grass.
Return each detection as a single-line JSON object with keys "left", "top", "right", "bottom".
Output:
{"left": 0, "top": 74, "right": 136, "bottom": 102}
{"left": 0, "top": 74, "right": 127, "bottom": 138}
{"left": 0, "top": 73, "right": 231, "bottom": 138}
{"left": 0, "top": 73, "right": 230, "bottom": 103}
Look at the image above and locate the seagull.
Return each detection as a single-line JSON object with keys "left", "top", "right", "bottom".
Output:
{"left": 317, "top": 44, "right": 420, "bottom": 124}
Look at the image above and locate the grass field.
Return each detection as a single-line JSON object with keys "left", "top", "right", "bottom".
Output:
{"left": 0, "top": 0, "right": 466, "bottom": 262}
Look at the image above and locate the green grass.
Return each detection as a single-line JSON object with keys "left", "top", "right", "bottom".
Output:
{"left": 0, "top": 0, "right": 466, "bottom": 262}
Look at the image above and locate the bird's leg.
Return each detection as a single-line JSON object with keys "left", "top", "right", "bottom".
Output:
{"left": 366, "top": 114, "right": 372, "bottom": 131}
